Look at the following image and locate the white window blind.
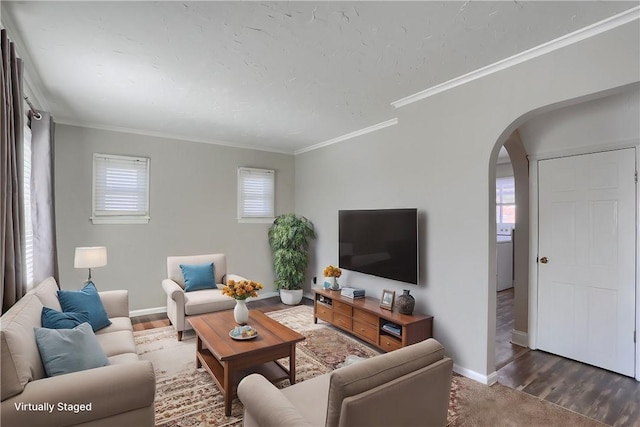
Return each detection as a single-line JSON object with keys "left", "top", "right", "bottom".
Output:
{"left": 237, "top": 167, "right": 275, "bottom": 223}
{"left": 92, "top": 154, "right": 150, "bottom": 224}
{"left": 23, "top": 125, "right": 34, "bottom": 289}
{"left": 496, "top": 176, "right": 515, "bottom": 224}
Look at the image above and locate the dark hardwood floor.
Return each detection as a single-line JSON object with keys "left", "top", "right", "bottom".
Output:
{"left": 495, "top": 288, "right": 529, "bottom": 370}
{"left": 496, "top": 288, "right": 640, "bottom": 426}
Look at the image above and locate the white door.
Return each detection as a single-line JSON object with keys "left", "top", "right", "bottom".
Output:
{"left": 537, "top": 148, "right": 636, "bottom": 376}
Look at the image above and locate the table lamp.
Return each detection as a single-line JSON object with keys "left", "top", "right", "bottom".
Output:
{"left": 74, "top": 246, "right": 107, "bottom": 285}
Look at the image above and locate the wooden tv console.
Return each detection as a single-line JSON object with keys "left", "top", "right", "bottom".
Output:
{"left": 312, "top": 287, "right": 433, "bottom": 352}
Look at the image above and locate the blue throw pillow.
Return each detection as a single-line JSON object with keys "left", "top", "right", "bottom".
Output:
{"left": 180, "top": 262, "right": 216, "bottom": 292}
{"left": 34, "top": 322, "right": 109, "bottom": 377}
{"left": 57, "top": 282, "right": 112, "bottom": 331}
{"left": 41, "top": 307, "right": 91, "bottom": 329}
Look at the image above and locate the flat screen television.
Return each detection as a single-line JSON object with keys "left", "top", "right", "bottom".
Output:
{"left": 338, "top": 208, "right": 418, "bottom": 285}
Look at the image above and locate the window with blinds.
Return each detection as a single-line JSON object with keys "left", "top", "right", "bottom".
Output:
{"left": 92, "top": 153, "right": 150, "bottom": 224}
{"left": 237, "top": 167, "right": 275, "bottom": 223}
{"left": 23, "top": 125, "right": 34, "bottom": 289}
{"left": 496, "top": 176, "right": 515, "bottom": 224}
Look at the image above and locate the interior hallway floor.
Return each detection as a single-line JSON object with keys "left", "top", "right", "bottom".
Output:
{"left": 495, "top": 288, "right": 640, "bottom": 426}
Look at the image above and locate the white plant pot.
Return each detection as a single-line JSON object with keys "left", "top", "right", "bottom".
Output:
{"left": 280, "top": 289, "right": 303, "bottom": 305}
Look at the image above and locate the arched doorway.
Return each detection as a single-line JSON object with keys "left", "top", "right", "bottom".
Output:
{"left": 493, "top": 133, "right": 530, "bottom": 372}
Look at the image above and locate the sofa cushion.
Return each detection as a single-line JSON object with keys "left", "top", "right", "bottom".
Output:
{"left": 180, "top": 262, "right": 216, "bottom": 292}
{"left": 167, "top": 254, "right": 226, "bottom": 289}
{"left": 41, "top": 307, "right": 91, "bottom": 329}
{"left": 183, "top": 289, "right": 236, "bottom": 315}
{"left": 95, "top": 330, "right": 138, "bottom": 357}
{"left": 35, "top": 322, "right": 109, "bottom": 377}
{"left": 326, "top": 338, "right": 445, "bottom": 427}
{"left": 57, "top": 282, "right": 112, "bottom": 331}
{"left": 31, "top": 276, "right": 63, "bottom": 311}
{"left": 95, "top": 316, "right": 133, "bottom": 335}
{"left": 108, "top": 352, "right": 141, "bottom": 365}
{"left": 0, "top": 294, "right": 47, "bottom": 400}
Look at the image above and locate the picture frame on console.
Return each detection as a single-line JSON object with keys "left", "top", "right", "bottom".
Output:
{"left": 380, "top": 289, "right": 395, "bottom": 310}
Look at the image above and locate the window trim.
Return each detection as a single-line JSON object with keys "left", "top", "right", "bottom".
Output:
{"left": 237, "top": 167, "right": 275, "bottom": 224}
{"left": 91, "top": 153, "right": 150, "bottom": 225}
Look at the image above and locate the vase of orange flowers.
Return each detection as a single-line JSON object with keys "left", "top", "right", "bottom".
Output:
{"left": 323, "top": 265, "right": 342, "bottom": 291}
{"left": 222, "top": 279, "right": 264, "bottom": 324}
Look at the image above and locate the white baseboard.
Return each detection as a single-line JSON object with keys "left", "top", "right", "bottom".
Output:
{"left": 453, "top": 364, "right": 498, "bottom": 385}
{"left": 129, "top": 306, "right": 166, "bottom": 317}
{"left": 511, "top": 330, "right": 529, "bottom": 348}
{"left": 256, "top": 291, "right": 279, "bottom": 299}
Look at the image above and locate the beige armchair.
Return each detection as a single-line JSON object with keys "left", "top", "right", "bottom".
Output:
{"left": 238, "top": 338, "right": 453, "bottom": 427}
{"left": 161, "top": 254, "right": 247, "bottom": 340}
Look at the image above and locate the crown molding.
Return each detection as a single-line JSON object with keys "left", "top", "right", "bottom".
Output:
{"left": 391, "top": 6, "right": 640, "bottom": 109}
{"left": 294, "top": 118, "right": 398, "bottom": 155}
{"left": 54, "top": 118, "right": 295, "bottom": 154}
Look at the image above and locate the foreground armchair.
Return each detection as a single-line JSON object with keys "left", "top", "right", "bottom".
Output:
{"left": 162, "top": 253, "right": 248, "bottom": 340}
{"left": 238, "top": 338, "right": 453, "bottom": 427}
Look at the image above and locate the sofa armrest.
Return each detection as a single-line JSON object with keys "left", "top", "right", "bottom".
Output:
{"left": 226, "top": 273, "right": 249, "bottom": 283}
{"left": 238, "top": 374, "right": 311, "bottom": 427}
{"left": 0, "top": 361, "right": 155, "bottom": 427}
{"left": 161, "top": 279, "right": 185, "bottom": 304}
{"left": 99, "top": 290, "right": 129, "bottom": 318}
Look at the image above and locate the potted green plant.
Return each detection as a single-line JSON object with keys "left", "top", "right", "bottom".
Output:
{"left": 268, "top": 213, "right": 316, "bottom": 305}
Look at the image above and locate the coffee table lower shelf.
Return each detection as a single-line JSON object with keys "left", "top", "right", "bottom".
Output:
{"left": 196, "top": 348, "right": 291, "bottom": 412}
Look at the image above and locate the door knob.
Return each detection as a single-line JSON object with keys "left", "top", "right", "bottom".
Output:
{"left": 540, "top": 256, "right": 549, "bottom": 264}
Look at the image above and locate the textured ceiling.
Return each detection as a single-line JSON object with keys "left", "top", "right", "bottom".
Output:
{"left": 2, "top": 1, "right": 637, "bottom": 153}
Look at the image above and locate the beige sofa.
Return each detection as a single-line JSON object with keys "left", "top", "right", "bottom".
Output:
{"left": 1, "top": 277, "right": 155, "bottom": 427}
{"left": 238, "top": 338, "right": 453, "bottom": 427}
{"left": 162, "top": 253, "right": 247, "bottom": 340}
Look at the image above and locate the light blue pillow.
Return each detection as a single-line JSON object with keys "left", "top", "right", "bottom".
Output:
{"left": 34, "top": 322, "right": 109, "bottom": 377}
{"left": 41, "top": 307, "right": 91, "bottom": 329}
{"left": 180, "top": 262, "right": 216, "bottom": 292}
{"left": 57, "top": 282, "right": 112, "bottom": 331}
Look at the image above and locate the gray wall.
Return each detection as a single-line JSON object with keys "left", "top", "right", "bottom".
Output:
{"left": 294, "top": 21, "right": 639, "bottom": 380}
{"left": 54, "top": 125, "right": 294, "bottom": 310}
{"left": 519, "top": 87, "right": 640, "bottom": 156}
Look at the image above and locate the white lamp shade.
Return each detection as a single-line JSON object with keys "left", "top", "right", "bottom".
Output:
{"left": 74, "top": 247, "right": 107, "bottom": 269}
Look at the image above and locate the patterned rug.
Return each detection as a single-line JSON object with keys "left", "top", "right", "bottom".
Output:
{"left": 135, "top": 305, "right": 461, "bottom": 426}
{"left": 134, "top": 305, "right": 602, "bottom": 427}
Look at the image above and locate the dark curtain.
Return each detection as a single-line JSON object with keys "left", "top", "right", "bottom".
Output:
{"left": 1, "top": 29, "right": 26, "bottom": 313}
{"left": 30, "top": 111, "right": 59, "bottom": 284}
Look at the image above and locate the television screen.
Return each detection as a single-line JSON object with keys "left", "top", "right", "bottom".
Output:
{"left": 338, "top": 208, "right": 418, "bottom": 285}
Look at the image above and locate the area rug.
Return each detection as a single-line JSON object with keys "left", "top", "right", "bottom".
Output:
{"left": 134, "top": 305, "right": 604, "bottom": 427}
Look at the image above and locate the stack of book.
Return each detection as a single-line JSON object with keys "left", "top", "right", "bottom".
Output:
{"left": 340, "top": 287, "right": 365, "bottom": 299}
{"left": 381, "top": 322, "right": 402, "bottom": 336}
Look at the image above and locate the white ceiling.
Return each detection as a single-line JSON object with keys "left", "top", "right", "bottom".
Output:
{"left": 2, "top": 1, "right": 636, "bottom": 153}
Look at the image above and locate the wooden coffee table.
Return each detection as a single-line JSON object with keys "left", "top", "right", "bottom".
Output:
{"left": 188, "top": 310, "right": 305, "bottom": 416}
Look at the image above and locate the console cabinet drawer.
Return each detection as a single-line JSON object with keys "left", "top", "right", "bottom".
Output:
{"left": 333, "top": 313, "right": 353, "bottom": 331}
{"left": 353, "top": 320, "right": 377, "bottom": 343}
{"left": 353, "top": 308, "right": 377, "bottom": 326}
{"left": 334, "top": 301, "right": 353, "bottom": 316}
{"left": 379, "top": 334, "right": 402, "bottom": 352}
{"left": 316, "top": 305, "right": 333, "bottom": 323}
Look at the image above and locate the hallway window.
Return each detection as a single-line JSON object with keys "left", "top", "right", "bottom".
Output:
{"left": 496, "top": 176, "right": 515, "bottom": 224}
